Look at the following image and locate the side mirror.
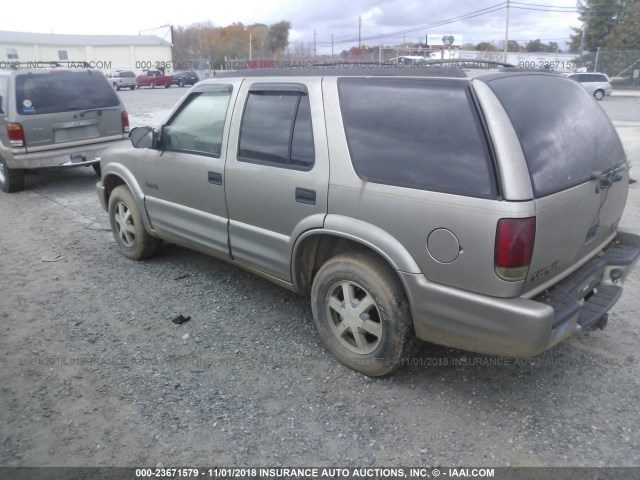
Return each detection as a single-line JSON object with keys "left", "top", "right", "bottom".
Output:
{"left": 129, "top": 126, "right": 157, "bottom": 149}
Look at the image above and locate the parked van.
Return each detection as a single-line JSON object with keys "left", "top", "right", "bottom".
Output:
{"left": 0, "top": 67, "right": 130, "bottom": 192}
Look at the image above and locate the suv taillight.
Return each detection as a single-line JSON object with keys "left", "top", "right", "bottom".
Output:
{"left": 121, "top": 111, "right": 130, "bottom": 133}
{"left": 495, "top": 217, "right": 536, "bottom": 282}
{"left": 7, "top": 123, "right": 25, "bottom": 147}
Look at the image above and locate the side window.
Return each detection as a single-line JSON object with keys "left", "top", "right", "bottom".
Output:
{"left": 163, "top": 90, "right": 231, "bottom": 157}
{"left": 338, "top": 78, "right": 496, "bottom": 198}
{"left": 6, "top": 48, "right": 18, "bottom": 60}
{"left": 238, "top": 90, "right": 315, "bottom": 170}
{"left": 58, "top": 50, "right": 68, "bottom": 61}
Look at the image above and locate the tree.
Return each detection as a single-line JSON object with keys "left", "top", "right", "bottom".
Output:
{"left": 476, "top": 42, "right": 498, "bottom": 51}
{"left": 172, "top": 21, "right": 292, "bottom": 69}
{"left": 525, "top": 39, "right": 544, "bottom": 52}
{"left": 523, "top": 39, "right": 562, "bottom": 53}
{"left": 268, "top": 21, "right": 291, "bottom": 58}
{"left": 548, "top": 42, "right": 561, "bottom": 53}
{"left": 569, "top": 0, "right": 632, "bottom": 52}
{"left": 504, "top": 40, "right": 522, "bottom": 52}
{"left": 569, "top": 0, "right": 639, "bottom": 75}
{"left": 604, "top": 0, "right": 640, "bottom": 50}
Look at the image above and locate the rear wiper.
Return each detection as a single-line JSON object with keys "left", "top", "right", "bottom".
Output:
{"left": 591, "top": 164, "right": 629, "bottom": 190}
{"left": 78, "top": 107, "right": 118, "bottom": 117}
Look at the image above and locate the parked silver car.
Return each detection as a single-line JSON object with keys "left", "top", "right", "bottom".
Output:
{"left": 562, "top": 72, "right": 613, "bottom": 100}
{"left": 96, "top": 68, "right": 640, "bottom": 376}
{"left": 0, "top": 67, "right": 130, "bottom": 192}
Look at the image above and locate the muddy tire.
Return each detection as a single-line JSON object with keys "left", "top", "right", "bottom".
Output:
{"left": 108, "top": 185, "right": 161, "bottom": 260}
{"left": 311, "top": 253, "right": 414, "bottom": 376}
{"left": 0, "top": 157, "right": 25, "bottom": 193}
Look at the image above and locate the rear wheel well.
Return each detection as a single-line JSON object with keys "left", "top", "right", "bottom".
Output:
{"left": 294, "top": 234, "right": 400, "bottom": 296}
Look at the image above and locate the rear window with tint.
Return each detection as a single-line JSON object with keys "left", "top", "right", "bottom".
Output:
{"left": 16, "top": 71, "right": 119, "bottom": 115}
{"left": 119, "top": 71, "right": 135, "bottom": 78}
{"left": 337, "top": 78, "right": 496, "bottom": 198}
{"left": 486, "top": 74, "right": 625, "bottom": 197}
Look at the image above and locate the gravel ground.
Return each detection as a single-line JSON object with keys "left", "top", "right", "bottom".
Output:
{"left": 1, "top": 91, "right": 639, "bottom": 469}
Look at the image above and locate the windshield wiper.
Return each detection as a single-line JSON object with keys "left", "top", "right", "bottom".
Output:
{"left": 79, "top": 107, "right": 118, "bottom": 117}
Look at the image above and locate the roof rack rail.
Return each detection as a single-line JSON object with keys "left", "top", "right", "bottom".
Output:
{"left": 297, "top": 59, "right": 514, "bottom": 69}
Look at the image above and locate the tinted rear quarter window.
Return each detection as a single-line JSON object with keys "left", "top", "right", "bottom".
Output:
{"left": 486, "top": 74, "right": 625, "bottom": 197}
{"left": 338, "top": 78, "right": 496, "bottom": 198}
{"left": 238, "top": 90, "right": 315, "bottom": 170}
{"left": 15, "top": 71, "right": 119, "bottom": 115}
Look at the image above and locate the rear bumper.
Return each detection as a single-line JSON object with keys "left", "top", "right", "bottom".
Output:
{"left": 5, "top": 138, "right": 127, "bottom": 170}
{"left": 404, "top": 231, "right": 640, "bottom": 357}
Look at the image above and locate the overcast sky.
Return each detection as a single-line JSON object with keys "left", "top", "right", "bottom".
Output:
{"left": 1, "top": 0, "right": 581, "bottom": 51}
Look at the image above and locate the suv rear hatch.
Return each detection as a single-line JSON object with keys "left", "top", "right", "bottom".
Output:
{"left": 15, "top": 70, "right": 126, "bottom": 152}
{"left": 484, "top": 73, "right": 630, "bottom": 295}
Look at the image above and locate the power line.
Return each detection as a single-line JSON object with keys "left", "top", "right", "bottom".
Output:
{"left": 316, "top": 2, "right": 508, "bottom": 46}
{"left": 511, "top": 1, "right": 576, "bottom": 9}
{"left": 512, "top": 6, "right": 579, "bottom": 12}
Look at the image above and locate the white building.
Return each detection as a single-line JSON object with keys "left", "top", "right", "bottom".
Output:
{"left": 0, "top": 30, "right": 173, "bottom": 74}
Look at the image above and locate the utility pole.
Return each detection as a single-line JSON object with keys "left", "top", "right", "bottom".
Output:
{"left": 313, "top": 29, "right": 317, "bottom": 61}
{"left": 503, "top": 0, "right": 510, "bottom": 63}
{"left": 359, "top": 16, "right": 361, "bottom": 49}
{"left": 249, "top": 33, "right": 252, "bottom": 63}
{"left": 331, "top": 34, "right": 334, "bottom": 61}
{"left": 579, "top": 10, "right": 590, "bottom": 63}
{"left": 594, "top": 46, "right": 600, "bottom": 72}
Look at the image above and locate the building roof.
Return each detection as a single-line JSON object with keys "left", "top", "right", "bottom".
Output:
{"left": 0, "top": 30, "right": 171, "bottom": 47}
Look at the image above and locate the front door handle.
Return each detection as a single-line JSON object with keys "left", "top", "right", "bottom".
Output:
{"left": 208, "top": 171, "right": 223, "bottom": 185}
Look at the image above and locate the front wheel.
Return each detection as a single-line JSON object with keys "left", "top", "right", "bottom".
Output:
{"left": 0, "top": 157, "right": 25, "bottom": 193}
{"left": 594, "top": 89, "right": 605, "bottom": 100}
{"left": 108, "top": 185, "right": 161, "bottom": 260}
{"left": 178, "top": 79, "right": 184, "bottom": 87}
{"left": 311, "top": 253, "right": 414, "bottom": 376}
{"left": 164, "top": 83, "right": 171, "bottom": 88}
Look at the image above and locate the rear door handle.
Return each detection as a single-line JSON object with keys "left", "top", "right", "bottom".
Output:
{"left": 208, "top": 171, "right": 223, "bottom": 185}
{"left": 295, "top": 187, "right": 316, "bottom": 205}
